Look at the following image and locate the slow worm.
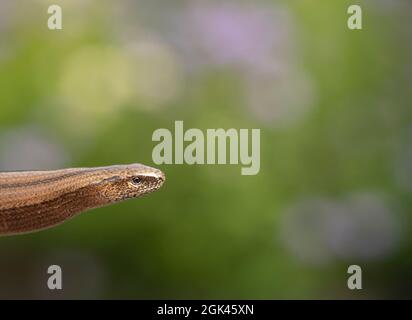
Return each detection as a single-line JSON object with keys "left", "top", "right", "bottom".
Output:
{"left": 0, "top": 164, "right": 165, "bottom": 236}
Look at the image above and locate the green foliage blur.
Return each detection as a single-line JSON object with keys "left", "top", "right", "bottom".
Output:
{"left": 0, "top": 0, "right": 411, "bottom": 299}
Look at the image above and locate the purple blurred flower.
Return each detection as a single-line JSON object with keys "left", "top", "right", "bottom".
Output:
{"left": 0, "top": 125, "right": 70, "bottom": 170}
{"left": 172, "top": 2, "right": 292, "bottom": 72}
{"left": 168, "top": 2, "right": 316, "bottom": 127}
{"left": 280, "top": 192, "right": 402, "bottom": 265}
{"left": 0, "top": 0, "right": 15, "bottom": 34}
{"left": 190, "top": 4, "right": 273, "bottom": 65}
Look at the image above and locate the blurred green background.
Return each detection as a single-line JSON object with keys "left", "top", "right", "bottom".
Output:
{"left": 0, "top": 0, "right": 412, "bottom": 299}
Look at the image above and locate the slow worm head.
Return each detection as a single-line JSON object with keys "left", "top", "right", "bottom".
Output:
{"left": 0, "top": 164, "right": 165, "bottom": 236}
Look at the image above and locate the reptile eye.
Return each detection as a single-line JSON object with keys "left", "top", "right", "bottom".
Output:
{"left": 131, "top": 177, "right": 142, "bottom": 185}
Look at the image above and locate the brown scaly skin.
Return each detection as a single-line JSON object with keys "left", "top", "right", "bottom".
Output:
{"left": 0, "top": 164, "right": 165, "bottom": 236}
